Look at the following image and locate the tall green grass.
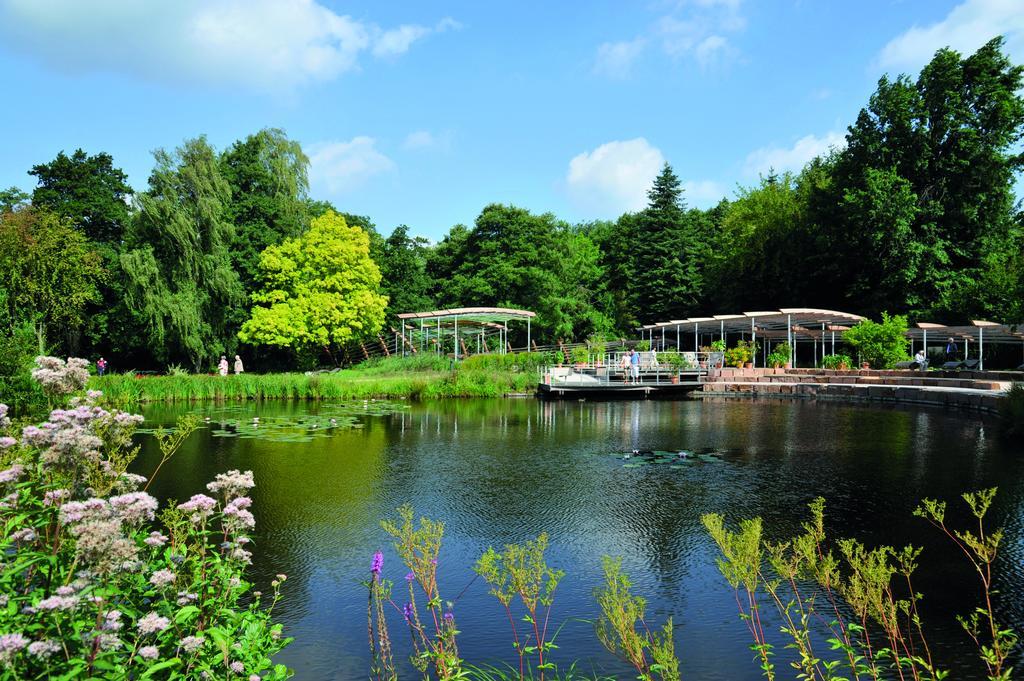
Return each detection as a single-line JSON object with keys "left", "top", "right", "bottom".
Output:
{"left": 92, "top": 354, "right": 540, "bottom": 404}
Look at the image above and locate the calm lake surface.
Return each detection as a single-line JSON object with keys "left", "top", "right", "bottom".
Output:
{"left": 135, "top": 397, "right": 1024, "bottom": 680}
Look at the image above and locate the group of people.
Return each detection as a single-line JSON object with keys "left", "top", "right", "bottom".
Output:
{"left": 218, "top": 355, "right": 244, "bottom": 376}
{"left": 911, "top": 337, "right": 961, "bottom": 370}
{"left": 618, "top": 349, "right": 642, "bottom": 383}
{"left": 93, "top": 355, "right": 244, "bottom": 376}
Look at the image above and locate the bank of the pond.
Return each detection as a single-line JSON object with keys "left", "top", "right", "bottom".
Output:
{"left": 92, "top": 355, "right": 541, "bottom": 403}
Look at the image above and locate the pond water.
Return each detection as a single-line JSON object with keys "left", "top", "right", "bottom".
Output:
{"left": 134, "top": 397, "right": 1024, "bottom": 680}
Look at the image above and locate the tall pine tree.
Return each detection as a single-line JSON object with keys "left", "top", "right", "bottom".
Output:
{"left": 630, "top": 164, "right": 704, "bottom": 323}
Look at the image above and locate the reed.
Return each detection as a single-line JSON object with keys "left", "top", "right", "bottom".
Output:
{"left": 91, "top": 355, "right": 538, "bottom": 404}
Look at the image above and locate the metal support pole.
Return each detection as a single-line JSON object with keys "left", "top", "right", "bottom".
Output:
{"left": 694, "top": 323, "right": 699, "bottom": 353}
{"left": 923, "top": 329, "right": 927, "bottom": 363}
{"left": 751, "top": 318, "right": 756, "bottom": 368}
{"left": 787, "top": 315, "right": 793, "bottom": 366}
{"left": 662, "top": 327, "right": 665, "bottom": 351}
{"left": 454, "top": 315, "right": 459, "bottom": 361}
{"left": 720, "top": 320, "right": 724, "bottom": 343}
{"left": 831, "top": 330, "right": 835, "bottom": 356}
{"left": 980, "top": 328, "right": 984, "bottom": 371}
{"left": 676, "top": 325, "right": 680, "bottom": 350}
{"left": 527, "top": 317, "right": 531, "bottom": 353}
{"left": 437, "top": 318, "right": 441, "bottom": 355}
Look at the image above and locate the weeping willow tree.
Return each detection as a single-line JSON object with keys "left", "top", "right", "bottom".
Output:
{"left": 121, "top": 137, "right": 244, "bottom": 371}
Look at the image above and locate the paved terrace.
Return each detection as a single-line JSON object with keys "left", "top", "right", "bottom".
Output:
{"left": 701, "top": 367, "right": 1012, "bottom": 414}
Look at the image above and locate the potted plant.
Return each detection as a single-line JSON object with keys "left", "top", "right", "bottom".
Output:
{"left": 767, "top": 342, "right": 792, "bottom": 369}
{"left": 821, "top": 354, "right": 852, "bottom": 371}
{"left": 589, "top": 336, "right": 607, "bottom": 366}
{"left": 724, "top": 340, "right": 755, "bottom": 368}
{"left": 555, "top": 350, "right": 565, "bottom": 367}
{"left": 571, "top": 345, "right": 589, "bottom": 367}
{"left": 709, "top": 339, "right": 726, "bottom": 368}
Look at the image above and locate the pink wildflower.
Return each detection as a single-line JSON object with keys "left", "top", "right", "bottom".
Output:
{"left": 178, "top": 494, "right": 217, "bottom": 521}
{"left": 0, "top": 464, "right": 24, "bottom": 484}
{"left": 27, "top": 639, "right": 61, "bottom": 659}
{"left": 145, "top": 531, "right": 168, "bottom": 547}
{"left": 180, "top": 635, "right": 205, "bottom": 653}
{"left": 37, "top": 595, "right": 78, "bottom": 611}
{"left": 149, "top": 569, "right": 176, "bottom": 587}
{"left": 0, "top": 633, "right": 28, "bottom": 661}
{"left": 138, "top": 645, "right": 159, "bottom": 660}
{"left": 137, "top": 611, "right": 170, "bottom": 635}
{"left": 109, "top": 491, "right": 158, "bottom": 524}
{"left": 207, "top": 469, "right": 254, "bottom": 499}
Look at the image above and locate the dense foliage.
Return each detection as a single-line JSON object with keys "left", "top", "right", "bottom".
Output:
{"left": 0, "top": 38, "right": 1021, "bottom": 372}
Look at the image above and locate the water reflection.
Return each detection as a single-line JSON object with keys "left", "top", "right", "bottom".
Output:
{"left": 135, "top": 398, "right": 1024, "bottom": 680}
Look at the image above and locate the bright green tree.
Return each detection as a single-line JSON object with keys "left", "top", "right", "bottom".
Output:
{"left": 0, "top": 208, "right": 103, "bottom": 353}
{"left": 238, "top": 210, "right": 388, "bottom": 362}
{"left": 120, "top": 137, "right": 245, "bottom": 370}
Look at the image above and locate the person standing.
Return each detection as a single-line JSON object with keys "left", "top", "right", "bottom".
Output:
{"left": 945, "top": 337, "right": 958, "bottom": 362}
{"left": 218, "top": 356, "right": 229, "bottom": 376}
{"left": 234, "top": 354, "right": 244, "bottom": 375}
{"left": 629, "top": 348, "right": 640, "bottom": 384}
{"left": 97, "top": 357, "right": 107, "bottom": 376}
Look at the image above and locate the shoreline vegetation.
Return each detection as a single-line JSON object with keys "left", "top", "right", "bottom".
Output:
{"left": 91, "top": 354, "right": 546, "bottom": 404}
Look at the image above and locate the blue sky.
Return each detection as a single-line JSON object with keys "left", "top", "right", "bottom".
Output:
{"left": 0, "top": 0, "right": 1021, "bottom": 240}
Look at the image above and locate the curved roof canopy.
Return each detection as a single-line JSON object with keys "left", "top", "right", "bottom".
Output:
{"left": 641, "top": 308, "right": 866, "bottom": 338}
{"left": 398, "top": 307, "right": 535, "bottom": 324}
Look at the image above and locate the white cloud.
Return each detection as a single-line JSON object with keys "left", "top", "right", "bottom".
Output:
{"left": 693, "top": 35, "right": 731, "bottom": 68}
{"left": 373, "top": 17, "right": 462, "bottom": 58}
{"left": 403, "top": 131, "right": 436, "bottom": 150}
{"left": 593, "top": 38, "right": 646, "bottom": 78}
{"left": 683, "top": 179, "right": 727, "bottom": 206}
{"left": 594, "top": 1, "right": 744, "bottom": 77}
{"left": 743, "top": 132, "right": 846, "bottom": 177}
{"left": 566, "top": 138, "right": 666, "bottom": 216}
{"left": 877, "top": 0, "right": 1024, "bottom": 72}
{"left": 402, "top": 130, "right": 454, "bottom": 151}
{"left": 0, "top": 0, "right": 457, "bottom": 90}
{"left": 657, "top": 1, "right": 744, "bottom": 66}
{"left": 308, "top": 137, "right": 395, "bottom": 194}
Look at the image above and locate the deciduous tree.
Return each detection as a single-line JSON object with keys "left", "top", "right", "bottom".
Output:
{"left": 238, "top": 211, "right": 388, "bottom": 361}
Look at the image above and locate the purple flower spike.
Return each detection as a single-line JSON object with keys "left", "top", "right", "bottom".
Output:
{"left": 405, "top": 572, "right": 415, "bottom": 582}
{"left": 370, "top": 551, "right": 383, "bottom": 576}
{"left": 403, "top": 603, "right": 414, "bottom": 622}
{"left": 443, "top": 612, "right": 454, "bottom": 624}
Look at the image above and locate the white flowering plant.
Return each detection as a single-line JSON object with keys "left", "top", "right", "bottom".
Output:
{"left": 0, "top": 358, "right": 293, "bottom": 679}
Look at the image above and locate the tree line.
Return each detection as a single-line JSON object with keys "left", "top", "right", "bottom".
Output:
{"left": 1, "top": 37, "right": 1021, "bottom": 373}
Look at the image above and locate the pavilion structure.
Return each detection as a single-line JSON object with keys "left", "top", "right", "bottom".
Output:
{"left": 396, "top": 307, "right": 536, "bottom": 360}
{"left": 639, "top": 308, "right": 866, "bottom": 368}
{"left": 906, "top": 320, "right": 1024, "bottom": 371}
{"left": 640, "top": 308, "right": 1024, "bottom": 370}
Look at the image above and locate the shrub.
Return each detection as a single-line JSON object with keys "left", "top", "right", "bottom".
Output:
{"left": 1001, "top": 382, "right": 1024, "bottom": 435}
{"left": 724, "top": 340, "right": 756, "bottom": 368}
{"left": 709, "top": 340, "right": 726, "bottom": 353}
{"left": 636, "top": 341, "right": 651, "bottom": 352}
{"left": 821, "top": 354, "right": 853, "bottom": 370}
{"left": 570, "top": 346, "right": 589, "bottom": 364}
{"left": 843, "top": 312, "right": 909, "bottom": 369}
{"left": 766, "top": 342, "right": 792, "bottom": 368}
